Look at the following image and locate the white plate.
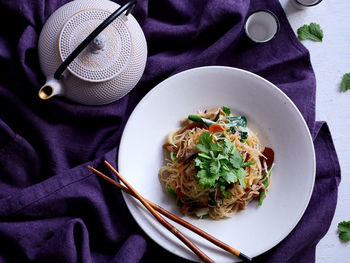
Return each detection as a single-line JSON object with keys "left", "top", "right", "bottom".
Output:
{"left": 118, "top": 66, "right": 315, "bottom": 262}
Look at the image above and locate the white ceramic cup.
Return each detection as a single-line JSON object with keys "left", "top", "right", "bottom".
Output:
{"left": 244, "top": 10, "right": 280, "bottom": 44}
{"left": 291, "top": 0, "right": 323, "bottom": 9}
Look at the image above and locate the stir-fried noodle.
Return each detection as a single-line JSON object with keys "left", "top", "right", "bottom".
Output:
{"left": 159, "top": 107, "right": 274, "bottom": 220}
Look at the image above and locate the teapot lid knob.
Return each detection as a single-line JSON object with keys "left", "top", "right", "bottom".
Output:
{"left": 89, "top": 35, "right": 106, "bottom": 54}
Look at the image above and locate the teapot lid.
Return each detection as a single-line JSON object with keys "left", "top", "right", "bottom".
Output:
{"left": 59, "top": 9, "right": 132, "bottom": 82}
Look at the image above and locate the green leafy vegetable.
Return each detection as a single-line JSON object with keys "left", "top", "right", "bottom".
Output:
{"left": 341, "top": 73, "right": 350, "bottom": 92}
{"left": 222, "top": 106, "right": 231, "bottom": 115}
{"left": 297, "top": 23, "right": 323, "bottom": 42}
{"left": 196, "top": 131, "right": 218, "bottom": 155}
{"left": 226, "top": 116, "right": 249, "bottom": 139}
{"left": 194, "top": 132, "right": 246, "bottom": 190}
{"left": 338, "top": 221, "right": 350, "bottom": 242}
{"left": 230, "top": 150, "right": 243, "bottom": 168}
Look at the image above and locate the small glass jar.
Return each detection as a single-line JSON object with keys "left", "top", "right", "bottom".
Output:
{"left": 291, "top": 0, "right": 323, "bottom": 10}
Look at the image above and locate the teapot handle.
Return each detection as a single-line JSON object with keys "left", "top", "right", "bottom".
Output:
{"left": 53, "top": 0, "right": 137, "bottom": 80}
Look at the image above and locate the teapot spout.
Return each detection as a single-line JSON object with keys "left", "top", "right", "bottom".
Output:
{"left": 38, "top": 77, "right": 63, "bottom": 100}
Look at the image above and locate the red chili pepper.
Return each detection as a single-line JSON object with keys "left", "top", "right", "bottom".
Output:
{"left": 209, "top": 124, "right": 224, "bottom": 133}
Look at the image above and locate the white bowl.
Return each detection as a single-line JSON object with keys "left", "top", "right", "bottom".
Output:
{"left": 118, "top": 66, "right": 315, "bottom": 262}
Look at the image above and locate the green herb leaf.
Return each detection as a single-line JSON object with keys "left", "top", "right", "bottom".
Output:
{"left": 236, "top": 168, "right": 246, "bottom": 188}
{"left": 297, "top": 23, "right": 323, "bottom": 42}
{"left": 194, "top": 132, "right": 246, "bottom": 189}
{"left": 220, "top": 170, "right": 236, "bottom": 184}
{"left": 338, "top": 221, "right": 350, "bottom": 242}
{"left": 222, "top": 106, "right": 231, "bottom": 115}
{"left": 196, "top": 132, "right": 213, "bottom": 154}
{"left": 209, "top": 160, "right": 220, "bottom": 174}
{"left": 197, "top": 169, "right": 220, "bottom": 189}
{"left": 341, "top": 73, "right": 350, "bottom": 92}
{"left": 229, "top": 150, "right": 243, "bottom": 169}
{"left": 220, "top": 139, "right": 233, "bottom": 155}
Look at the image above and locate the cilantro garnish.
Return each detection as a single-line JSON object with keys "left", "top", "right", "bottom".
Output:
{"left": 297, "top": 23, "right": 323, "bottom": 42}
{"left": 338, "top": 221, "right": 350, "bottom": 242}
{"left": 222, "top": 106, "right": 231, "bottom": 115}
{"left": 341, "top": 73, "right": 350, "bottom": 92}
{"left": 194, "top": 132, "right": 246, "bottom": 191}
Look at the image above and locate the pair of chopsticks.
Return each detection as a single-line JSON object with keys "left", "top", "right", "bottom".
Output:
{"left": 88, "top": 161, "right": 252, "bottom": 262}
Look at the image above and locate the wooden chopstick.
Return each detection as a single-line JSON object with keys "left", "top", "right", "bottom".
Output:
{"left": 87, "top": 164, "right": 252, "bottom": 262}
{"left": 102, "top": 161, "right": 214, "bottom": 263}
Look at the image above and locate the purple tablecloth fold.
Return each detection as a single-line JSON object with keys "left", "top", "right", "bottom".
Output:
{"left": 0, "top": 0, "right": 340, "bottom": 262}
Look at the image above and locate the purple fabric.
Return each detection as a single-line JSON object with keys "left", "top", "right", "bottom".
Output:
{"left": 0, "top": 0, "right": 340, "bottom": 262}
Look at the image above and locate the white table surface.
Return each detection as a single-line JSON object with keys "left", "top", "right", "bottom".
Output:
{"left": 279, "top": 0, "right": 350, "bottom": 262}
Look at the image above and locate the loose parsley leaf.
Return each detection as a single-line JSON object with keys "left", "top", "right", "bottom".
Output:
{"left": 297, "top": 23, "right": 323, "bottom": 42}
{"left": 341, "top": 73, "right": 350, "bottom": 92}
{"left": 222, "top": 106, "right": 231, "bottom": 115}
{"left": 338, "top": 221, "right": 350, "bottom": 242}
